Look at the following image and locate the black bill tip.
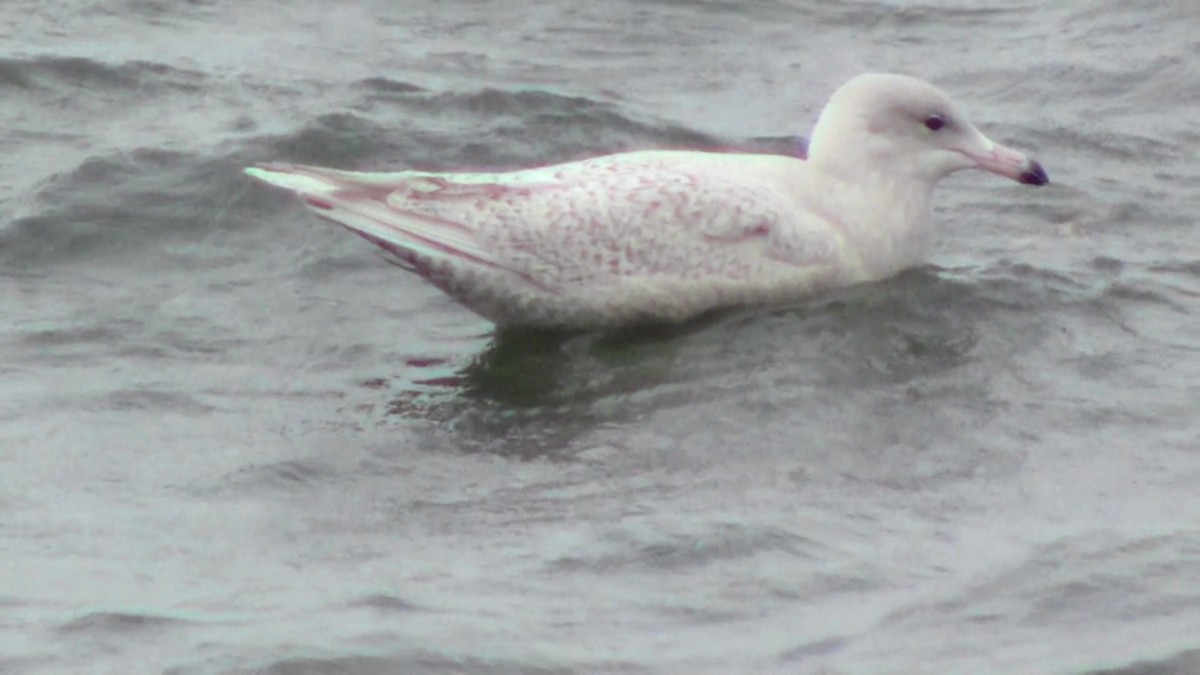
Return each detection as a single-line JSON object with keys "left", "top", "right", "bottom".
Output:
{"left": 1018, "top": 160, "right": 1049, "bottom": 186}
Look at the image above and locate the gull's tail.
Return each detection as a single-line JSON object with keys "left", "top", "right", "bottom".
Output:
{"left": 243, "top": 163, "right": 503, "bottom": 272}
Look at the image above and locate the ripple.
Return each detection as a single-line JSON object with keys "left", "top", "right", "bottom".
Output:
{"left": 373, "top": 266, "right": 1073, "bottom": 460}
{"left": 354, "top": 76, "right": 427, "bottom": 95}
{"left": 548, "top": 522, "right": 822, "bottom": 573}
{"left": 347, "top": 593, "right": 425, "bottom": 613}
{"left": 57, "top": 610, "right": 193, "bottom": 634}
{"left": 259, "top": 112, "right": 393, "bottom": 168}
{"left": 100, "top": 388, "right": 215, "bottom": 415}
{"left": 255, "top": 86, "right": 741, "bottom": 172}
{"left": 209, "top": 459, "right": 341, "bottom": 495}
{"left": 0, "top": 55, "right": 205, "bottom": 95}
{"left": 218, "top": 653, "right": 579, "bottom": 675}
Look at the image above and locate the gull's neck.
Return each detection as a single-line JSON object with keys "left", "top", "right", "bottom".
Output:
{"left": 797, "top": 154, "right": 939, "bottom": 281}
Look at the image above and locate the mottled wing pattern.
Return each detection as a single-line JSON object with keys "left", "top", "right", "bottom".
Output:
{"left": 378, "top": 155, "right": 843, "bottom": 291}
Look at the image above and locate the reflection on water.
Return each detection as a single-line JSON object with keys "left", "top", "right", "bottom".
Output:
{"left": 374, "top": 266, "right": 1060, "bottom": 460}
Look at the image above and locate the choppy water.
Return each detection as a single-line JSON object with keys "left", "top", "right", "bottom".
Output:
{"left": 3, "top": 1, "right": 1200, "bottom": 673}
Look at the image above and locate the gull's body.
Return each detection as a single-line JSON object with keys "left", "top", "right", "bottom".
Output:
{"left": 246, "top": 73, "right": 1048, "bottom": 327}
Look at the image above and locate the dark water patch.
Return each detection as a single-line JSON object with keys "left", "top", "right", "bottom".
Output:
{"left": 256, "top": 113, "right": 398, "bottom": 168}
{"left": 963, "top": 260, "right": 1090, "bottom": 310}
{"left": 347, "top": 593, "right": 424, "bottom": 613}
{"left": 804, "top": 0, "right": 1031, "bottom": 34}
{"left": 0, "top": 55, "right": 205, "bottom": 94}
{"left": 10, "top": 306, "right": 251, "bottom": 369}
{"left": 725, "top": 269, "right": 1024, "bottom": 386}
{"left": 237, "top": 92, "right": 803, "bottom": 256}
{"left": 548, "top": 523, "right": 822, "bottom": 573}
{"left": 100, "top": 388, "right": 215, "bottom": 416}
{"left": 953, "top": 62, "right": 1156, "bottom": 105}
{"left": 296, "top": 252, "right": 386, "bottom": 281}
{"left": 1065, "top": 0, "right": 1199, "bottom": 58}
{"left": 647, "top": 604, "right": 743, "bottom": 625}
{"left": 462, "top": 327, "right": 641, "bottom": 408}
{"left": 793, "top": 280, "right": 981, "bottom": 383}
{"left": 888, "top": 3, "right": 1027, "bottom": 24}
{"left": 1090, "top": 256, "right": 1125, "bottom": 274}
{"left": 1105, "top": 279, "right": 1191, "bottom": 314}
{"left": 634, "top": 0, "right": 1026, "bottom": 30}
{"left": 333, "top": 86, "right": 724, "bottom": 170}
{"left": 16, "top": 316, "right": 144, "bottom": 349}
{"left": 638, "top": 0, "right": 813, "bottom": 18}
{"left": 92, "top": 0, "right": 223, "bottom": 23}
{"left": 778, "top": 634, "right": 851, "bottom": 662}
{"left": 424, "top": 88, "right": 644, "bottom": 120}
{"left": 3, "top": 127, "right": 92, "bottom": 149}
{"left": 143, "top": 328, "right": 252, "bottom": 360}
{"left": 376, "top": 266, "right": 1074, "bottom": 461}
{"left": 1086, "top": 649, "right": 1200, "bottom": 675}
{"left": 1095, "top": 199, "right": 1182, "bottom": 231}
{"left": 2, "top": 148, "right": 265, "bottom": 268}
{"left": 210, "top": 459, "right": 342, "bottom": 495}
{"left": 1027, "top": 124, "right": 1179, "bottom": 165}
{"left": 437, "top": 91, "right": 717, "bottom": 167}
{"left": 57, "top": 609, "right": 194, "bottom": 634}
{"left": 744, "top": 134, "right": 808, "bottom": 158}
{"left": 0, "top": 594, "right": 24, "bottom": 608}
{"left": 354, "top": 77, "right": 427, "bottom": 96}
{"left": 0, "top": 58, "right": 35, "bottom": 89}
{"left": 381, "top": 323, "right": 698, "bottom": 458}
{"left": 947, "top": 193, "right": 1077, "bottom": 230}
{"left": 878, "top": 532, "right": 1200, "bottom": 637}
{"left": 960, "top": 53, "right": 1200, "bottom": 128}
{"left": 220, "top": 653, "right": 578, "bottom": 675}
{"left": 1149, "top": 260, "right": 1200, "bottom": 281}
{"left": 0, "top": 656, "right": 57, "bottom": 675}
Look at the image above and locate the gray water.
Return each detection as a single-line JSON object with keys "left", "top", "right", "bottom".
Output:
{"left": 3, "top": 1, "right": 1200, "bottom": 673}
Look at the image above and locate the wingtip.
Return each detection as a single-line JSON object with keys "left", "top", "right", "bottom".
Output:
{"left": 244, "top": 162, "right": 290, "bottom": 178}
{"left": 242, "top": 163, "right": 340, "bottom": 194}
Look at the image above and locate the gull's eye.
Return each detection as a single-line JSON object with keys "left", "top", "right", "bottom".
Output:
{"left": 924, "top": 114, "right": 946, "bottom": 131}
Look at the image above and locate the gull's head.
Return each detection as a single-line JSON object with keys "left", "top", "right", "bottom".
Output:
{"left": 807, "top": 73, "right": 1048, "bottom": 188}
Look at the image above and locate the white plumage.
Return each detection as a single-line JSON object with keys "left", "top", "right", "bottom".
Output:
{"left": 246, "top": 73, "right": 1047, "bottom": 327}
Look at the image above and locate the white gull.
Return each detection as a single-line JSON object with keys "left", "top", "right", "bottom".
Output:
{"left": 245, "top": 73, "right": 1048, "bottom": 328}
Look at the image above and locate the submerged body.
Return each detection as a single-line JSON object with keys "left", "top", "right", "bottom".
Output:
{"left": 246, "top": 73, "right": 1048, "bottom": 328}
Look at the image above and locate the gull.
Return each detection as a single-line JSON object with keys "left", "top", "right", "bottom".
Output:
{"left": 245, "top": 73, "right": 1048, "bottom": 328}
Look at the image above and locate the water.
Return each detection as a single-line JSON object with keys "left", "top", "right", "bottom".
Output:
{"left": 3, "top": 1, "right": 1199, "bottom": 673}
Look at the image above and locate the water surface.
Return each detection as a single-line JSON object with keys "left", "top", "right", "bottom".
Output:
{"left": 2, "top": 1, "right": 1199, "bottom": 673}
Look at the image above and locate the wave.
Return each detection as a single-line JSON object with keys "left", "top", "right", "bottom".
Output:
{"left": 216, "top": 653, "right": 578, "bottom": 675}
{"left": 56, "top": 609, "right": 195, "bottom": 634}
{"left": 1085, "top": 649, "right": 1200, "bottom": 675}
{"left": 0, "top": 55, "right": 205, "bottom": 95}
{"left": 1, "top": 149, "right": 252, "bottom": 268}
{"left": 3, "top": 82, "right": 802, "bottom": 268}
